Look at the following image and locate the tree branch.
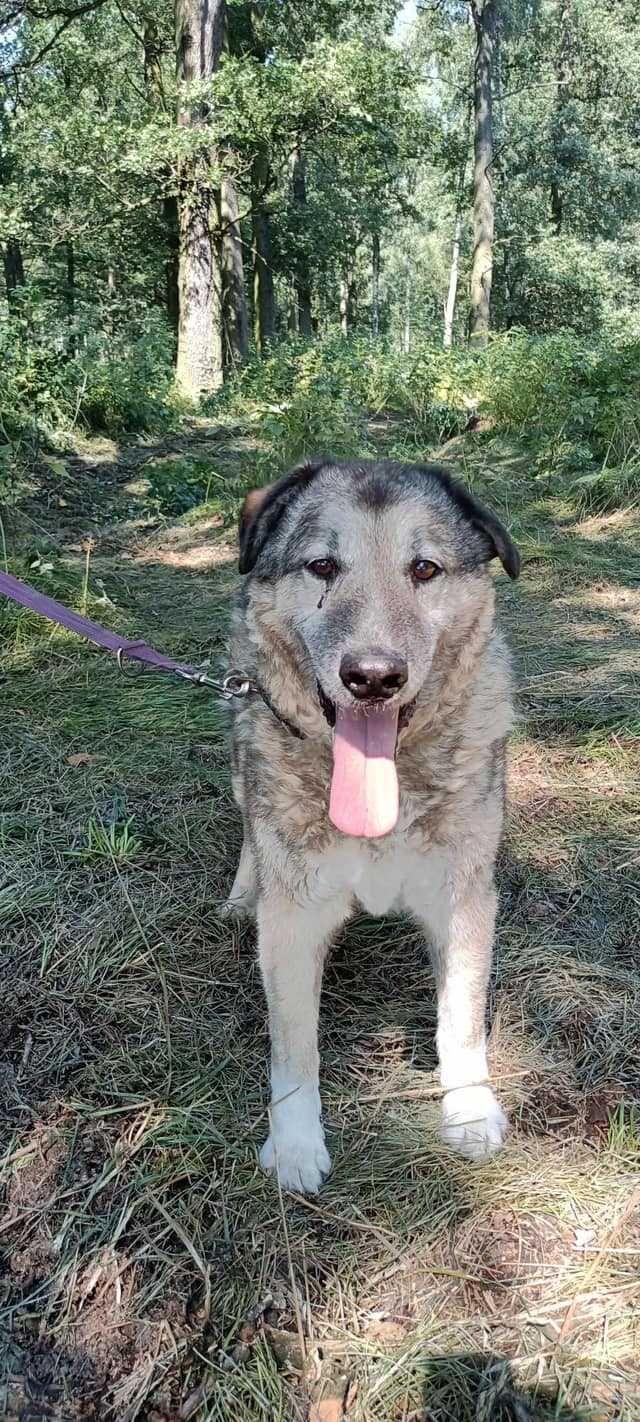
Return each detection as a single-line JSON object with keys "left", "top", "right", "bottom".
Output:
{"left": 1, "top": 0, "right": 105, "bottom": 24}
{"left": 0, "top": 0, "right": 105, "bottom": 79}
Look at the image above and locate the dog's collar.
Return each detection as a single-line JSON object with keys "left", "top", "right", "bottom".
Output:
{"left": 236, "top": 676, "right": 416, "bottom": 745}
{"left": 253, "top": 681, "right": 307, "bottom": 740}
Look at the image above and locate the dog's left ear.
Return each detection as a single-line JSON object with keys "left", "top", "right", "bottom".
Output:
{"left": 238, "top": 459, "right": 326, "bottom": 574}
{"left": 438, "top": 470, "right": 520, "bottom": 579}
{"left": 465, "top": 488, "right": 520, "bottom": 579}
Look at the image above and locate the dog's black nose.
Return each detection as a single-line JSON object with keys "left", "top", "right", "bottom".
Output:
{"left": 339, "top": 650, "right": 408, "bottom": 701}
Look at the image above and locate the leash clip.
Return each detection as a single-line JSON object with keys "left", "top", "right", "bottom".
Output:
{"left": 174, "top": 666, "right": 255, "bottom": 699}
{"left": 220, "top": 670, "right": 255, "bottom": 699}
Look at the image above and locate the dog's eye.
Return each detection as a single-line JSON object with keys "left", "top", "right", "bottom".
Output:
{"left": 411, "top": 559, "right": 441, "bottom": 582}
{"left": 307, "top": 558, "right": 337, "bottom": 581}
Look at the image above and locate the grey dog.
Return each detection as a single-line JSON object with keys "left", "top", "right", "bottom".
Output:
{"left": 227, "top": 457, "right": 520, "bottom": 1193}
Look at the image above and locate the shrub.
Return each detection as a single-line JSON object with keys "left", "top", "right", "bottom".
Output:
{"left": 70, "top": 314, "right": 181, "bottom": 433}
{"left": 217, "top": 334, "right": 472, "bottom": 456}
{"left": 0, "top": 307, "right": 180, "bottom": 440}
{"left": 493, "top": 237, "right": 609, "bottom": 337}
{"left": 218, "top": 338, "right": 370, "bottom": 473}
{"left": 145, "top": 457, "right": 220, "bottom": 516}
{"left": 0, "top": 314, "right": 69, "bottom": 436}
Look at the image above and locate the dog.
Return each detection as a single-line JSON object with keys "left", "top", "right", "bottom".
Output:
{"left": 227, "top": 457, "right": 520, "bottom": 1193}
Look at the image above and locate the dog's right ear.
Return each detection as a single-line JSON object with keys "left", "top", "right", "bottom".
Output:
{"left": 238, "top": 459, "right": 326, "bottom": 574}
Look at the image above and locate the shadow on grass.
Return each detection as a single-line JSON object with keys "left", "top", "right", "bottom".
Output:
{"left": 419, "top": 1351, "right": 593, "bottom": 1420}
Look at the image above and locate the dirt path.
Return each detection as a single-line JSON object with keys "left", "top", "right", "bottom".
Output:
{"left": 1, "top": 429, "right": 639, "bottom": 1421}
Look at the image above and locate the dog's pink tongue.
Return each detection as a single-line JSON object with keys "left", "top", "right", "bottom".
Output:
{"left": 329, "top": 705, "right": 399, "bottom": 838}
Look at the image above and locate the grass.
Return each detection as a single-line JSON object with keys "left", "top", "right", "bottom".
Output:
{"left": 1, "top": 418, "right": 640, "bottom": 1421}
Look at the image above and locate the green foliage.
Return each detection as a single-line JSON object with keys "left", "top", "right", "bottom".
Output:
{"left": 69, "top": 815, "right": 144, "bottom": 864}
{"left": 478, "top": 333, "right": 640, "bottom": 498}
{"left": 0, "top": 308, "right": 70, "bottom": 435}
{"left": 218, "top": 339, "right": 369, "bottom": 470}
{"left": 0, "top": 310, "right": 180, "bottom": 439}
{"left": 493, "top": 238, "right": 613, "bottom": 337}
{"left": 217, "top": 330, "right": 640, "bottom": 516}
{"left": 2, "top": 0, "right": 640, "bottom": 517}
{"left": 219, "top": 335, "right": 472, "bottom": 457}
{"left": 145, "top": 457, "right": 219, "bottom": 515}
{"left": 72, "top": 316, "right": 180, "bottom": 433}
{"left": 477, "top": 332, "right": 588, "bottom": 438}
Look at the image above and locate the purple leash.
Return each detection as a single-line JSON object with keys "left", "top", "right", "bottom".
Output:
{"left": 0, "top": 568, "right": 251, "bottom": 700}
{"left": 0, "top": 568, "right": 305, "bottom": 736}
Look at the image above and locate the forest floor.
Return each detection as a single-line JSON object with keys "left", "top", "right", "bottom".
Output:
{"left": 1, "top": 415, "right": 640, "bottom": 1422}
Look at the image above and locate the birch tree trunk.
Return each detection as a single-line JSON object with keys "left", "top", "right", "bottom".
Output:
{"left": 175, "top": 0, "right": 224, "bottom": 399}
{"left": 403, "top": 266, "right": 411, "bottom": 353}
{"left": 469, "top": 0, "right": 497, "bottom": 345}
{"left": 251, "top": 151, "right": 276, "bottom": 350}
{"left": 339, "top": 276, "right": 349, "bottom": 335}
{"left": 221, "top": 174, "right": 249, "bottom": 364}
{"left": 443, "top": 215, "right": 462, "bottom": 349}
{"left": 292, "top": 148, "right": 313, "bottom": 337}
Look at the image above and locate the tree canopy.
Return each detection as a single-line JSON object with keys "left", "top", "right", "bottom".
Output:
{"left": 1, "top": 0, "right": 640, "bottom": 410}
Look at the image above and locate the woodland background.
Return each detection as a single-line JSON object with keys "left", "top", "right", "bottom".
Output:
{"left": 1, "top": 0, "right": 640, "bottom": 451}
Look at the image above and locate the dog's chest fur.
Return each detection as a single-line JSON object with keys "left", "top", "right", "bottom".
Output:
{"left": 232, "top": 693, "right": 508, "bottom": 914}
{"left": 311, "top": 836, "right": 449, "bottom": 916}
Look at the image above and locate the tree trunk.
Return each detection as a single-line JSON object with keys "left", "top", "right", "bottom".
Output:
{"left": 143, "top": 21, "right": 180, "bottom": 340}
{"left": 371, "top": 233, "right": 380, "bottom": 339}
{"left": 348, "top": 277, "right": 358, "bottom": 328}
{"left": 221, "top": 175, "right": 249, "bottom": 364}
{"left": 247, "top": 2, "right": 275, "bottom": 353}
{"left": 444, "top": 101, "right": 471, "bottom": 348}
{"left": 443, "top": 215, "right": 462, "bottom": 349}
{"left": 469, "top": 0, "right": 497, "bottom": 346}
{"left": 161, "top": 197, "right": 179, "bottom": 335}
{"left": 550, "top": 0, "right": 572, "bottom": 235}
{"left": 403, "top": 266, "right": 411, "bottom": 354}
{"left": 219, "top": 5, "right": 248, "bottom": 366}
{"left": 175, "top": 0, "right": 224, "bottom": 399}
{"left": 3, "top": 238, "right": 25, "bottom": 302}
{"left": 292, "top": 148, "right": 312, "bottom": 338}
{"left": 66, "top": 239, "right": 76, "bottom": 355}
{"left": 251, "top": 151, "right": 276, "bottom": 351}
{"left": 144, "top": 14, "right": 163, "bottom": 94}
{"left": 339, "top": 276, "right": 349, "bottom": 335}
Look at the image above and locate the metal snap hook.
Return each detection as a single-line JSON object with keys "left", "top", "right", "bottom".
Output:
{"left": 221, "top": 671, "right": 253, "bottom": 698}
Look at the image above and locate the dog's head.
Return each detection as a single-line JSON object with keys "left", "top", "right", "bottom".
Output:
{"left": 239, "top": 456, "right": 519, "bottom": 708}
{"left": 238, "top": 458, "right": 519, "bottom": 837}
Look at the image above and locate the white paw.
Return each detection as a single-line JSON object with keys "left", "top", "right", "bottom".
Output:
{"left": 219, "top": 893, "right": 256, "bottom": 919}
{"left": 259, "top": 1080, "right": 331, "bottom": 1193}
{"left": 260, "top": 1130, "right": 331, "bottom": 1194}
{"left": 440, "top": 1085, "right": 508, "bottom": 1161}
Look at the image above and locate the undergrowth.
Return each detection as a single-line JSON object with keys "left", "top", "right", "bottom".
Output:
{"left": 0, "top": 306, "right": 183, "bottom": 444}
{"left": 212, "top": 331, "right": 640, "bottom": 509}
{"left": 2, "top": 325, "right": 639, "bottom": 518}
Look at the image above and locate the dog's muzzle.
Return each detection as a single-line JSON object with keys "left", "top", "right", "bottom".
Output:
{"left": 316, "top": 682, "right": 416, "bottom": 739}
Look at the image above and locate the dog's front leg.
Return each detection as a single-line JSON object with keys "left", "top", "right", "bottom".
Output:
{"left": 222, "top": 838, "right": 257, "bottom": 917}
{"left": 408, "top": 873, "right": 508, "bottom": 1160}
{"left": 258, "top": 891, "right": 349, "bottom": 1193}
